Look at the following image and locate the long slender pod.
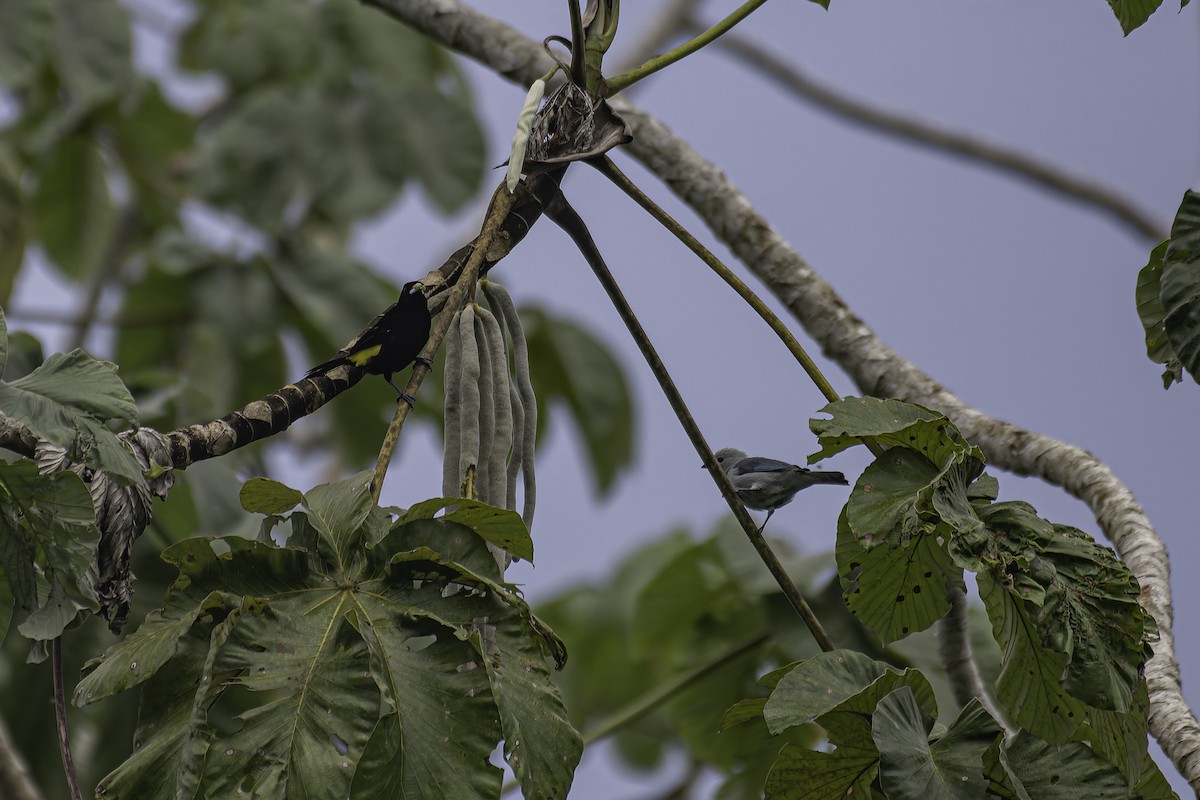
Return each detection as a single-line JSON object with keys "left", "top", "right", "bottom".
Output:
{"left": 482, "top": 282, "right": 537, "bottom": 529}
{"left": 457, "top": 307, "right": 481, "bottom": 499}
{"left": 473, "top": 310, "right": 495, "bottom": 504}
{"left": 477, "top": 305, "right": 514, "bottom": 509}
{"left": 441, "top": 310, "right": 465, "bottom": 497}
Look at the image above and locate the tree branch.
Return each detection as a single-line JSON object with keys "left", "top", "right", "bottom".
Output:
{"left": 939, "top": 584, "right": 1009, "bottom": 731}
{"left": 699, "top": 27, "right": 1165, "bottom": 243}
{"left": 0, "top": 714, "right": 42, "bottom": 800}
{"left": 359, "top": 0, "right": 1199, "bottom": 788}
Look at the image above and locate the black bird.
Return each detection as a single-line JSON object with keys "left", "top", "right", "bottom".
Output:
{"left": 304, "top": 281, "right": 432, "bottom": 405}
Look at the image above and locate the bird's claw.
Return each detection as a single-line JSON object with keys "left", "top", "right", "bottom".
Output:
{"left": 414, "top": 356, "right": 434, "bottom": 370}
{"left": 397, "top": 392, "right": 417, "bottom": 408}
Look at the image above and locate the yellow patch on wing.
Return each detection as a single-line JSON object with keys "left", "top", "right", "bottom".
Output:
{"left": 349, "top": 345, "right": 382, "bottom": 367}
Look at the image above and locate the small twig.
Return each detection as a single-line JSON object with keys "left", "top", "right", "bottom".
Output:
{"left": 546, "top": 193, "right": 835, "bottom": 652}
{"left": 610, "top": 0, "right": 701, "bottom": 78}
{"left": 68, "top": 204, "right": 140, "bottom": 351}
{"left": 52, "top": 638, "right": 83, "bottom": 800}
{"left": 703, "top": 27, "right": 1164, "bottom": 242}
{"left": 499, "top": 634, "right": 769, "bottom": 798}
{"left": 584, "top": 634, "right": 771, "bottom": 745}
{"left": 370, "top": 183, "right": 515, "bottom": 502}
{"left": 607, "top": 0, "right": 770, "bottom": 95}
{"left": 939, "top": 584, "right": 1010, "bottom": 732}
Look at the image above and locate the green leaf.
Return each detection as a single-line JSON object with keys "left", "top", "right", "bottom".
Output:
{"left": 0, "top": 0, "right": 51, "bottom": 88}
{"left": 179, "top": 0, "right": 317, "bottom": 91}
{"left": 1106, "top": 0, "right": 1164, "bottom": 34}
{"left": 107, "top": 81, "right": 194, "bottom": 227}
{"left": 30, "top": 135, "right": 115, "bottom": 277}
{"left": 91, "top": 502, "right": 579, "bottom": 797}
{"left": 763, "top": 649, "right": 936, "bottom": 737}
{"left": 475, "top": 601, "right": 582, "bottom": 800}
{"left": 0, "top": 306, "right": 7, "bottom": 378}
{"left": 839, "top": 526, "right": 959, "bottom": 642}
{"left": 0, "top": 158, "right": 23, "bottom": 307}
{"left": 398, "top": 497, "right": 534, "bottom": 563}
{"left": 0, "top": 349, "right": 143, "bottom": 482}
{"left": 873, "top": 691, "right": 998, "bottom": 800}
{"left": 1034, "top": 527, "right": 1148, "bottom": 711}
{"left": 989, "top": 732, "right": 1129, "bottom": 799}
{"left": 523, "top": 306, "right": 635, "bottom": 496}
{"left": 1135, "top": 241, "right": 1182, "bottom": 386}
{"left": 302, "top": 471, "right": 376, "bottom": 572}
{"left": 811, "top": 397, "right": 982, "bottom": 468}
{"left": 0, "top": 460, "right": 100, "bottom": 639}
{"left": 978, "top": 572, "right": 1085, "bottom": 743}
{"left": 1076, "top": 680, "right": 1151, "bottom": 790}
{"left": 764, "top": 743, "right": 878, "bottom": 800}
{"left": 75, "top": 597, "right": 221, "bottom": 705}
{"left": 240, "top": 476, "right": 303, "bottom": 516}
{"left": 1160, "top": 190, "right": 1200, "bottom": 384}
{"left": 846, "top": 447, "right": 941, "bottom": 546}
{"left": 190, "top": 88, "right": 315, "bottom": 229}
{"left": 0, "top": 568, "right": 14, "bottom": 643}
{"left": 388, "top": 86, "right": 485, "bottom": 213}
{"left": 52, "top": 0, "right": 134, "bottom": 108}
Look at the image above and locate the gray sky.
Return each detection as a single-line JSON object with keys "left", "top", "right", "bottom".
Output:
{"left": 15, "top": 0, "right": 1200, "bottom": 795}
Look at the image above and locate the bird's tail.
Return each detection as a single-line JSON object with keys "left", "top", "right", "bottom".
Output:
{"left": 808, "top": 470, "right": 849, "bottom": 486}
{"left": 303, "top": 355, "right": 350, "bottom": 380}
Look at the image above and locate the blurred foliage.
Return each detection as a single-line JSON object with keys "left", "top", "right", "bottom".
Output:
{"left": 0, "top": 0, "right": 634, "bottom": 794}
{"left": 534, "top": 517, "right": 991, "bottom": 799}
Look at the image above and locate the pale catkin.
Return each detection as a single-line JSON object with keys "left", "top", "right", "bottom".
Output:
{"left": 441, "top": 309, "right": 464, "bottom": 498}
{"left": 477, "top": 306, "right": 513, "bottom": 509}
{"left": 506, "top": 78, "right": 546, "bottom": 193}
{"left": 481, "top": 282, "right": 537, "bottom": 530}
{"left": 457, "top": 306, "right": 481, "bottom": 499}
{"left": 473, "top": 310, "right": 495, "bottom": 505}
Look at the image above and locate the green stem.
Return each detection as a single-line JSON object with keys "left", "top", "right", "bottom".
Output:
{"left": 592, "top": 156, "right": 885, "bottom": 459}
{"left": 546, "top": 194, "right": 836, "bottom": 653}
{"left": 606, "top": 0, "right": 770, "bottom": 95}
{"left": 52, "top": 638, "right": 82, "bottom": 800}
{"left": 370, "top": 184, "right": 515, "bottom": 503}
{"left": 583, "top": 633, "right": 770, "bottom": 745}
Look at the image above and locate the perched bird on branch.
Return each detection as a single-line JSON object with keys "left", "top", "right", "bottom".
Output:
{"left": 710, "top": 447, "right": 848, "bottom": 532}
{"left": 304, "top": 281, "right": 432, "bottom": 406}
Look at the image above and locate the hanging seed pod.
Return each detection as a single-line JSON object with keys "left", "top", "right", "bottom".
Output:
{"left": 476, "top": 305, "right": 513, "bottom": 508}
{"left": 480, "top": 282, "right": 537, "bottom": 530}
{"left": 472, "top": 309, "right": 495, "bottom": 505}
{"left": 457, "top": 306, "right": 481, "bottom": 500}
{"left": 480, "top": 283, "right": 523, "bottom": 512}
{"left": 442, "top": 308, "right": 465, "bottom": 498}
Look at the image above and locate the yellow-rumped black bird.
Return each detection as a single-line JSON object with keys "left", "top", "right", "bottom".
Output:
{"left": 304, "top": 281, "right": 432, "bottom": 405}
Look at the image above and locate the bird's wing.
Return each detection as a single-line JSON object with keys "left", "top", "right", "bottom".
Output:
{"left": 731, "top": 457, "right": 799, "bottom": 474}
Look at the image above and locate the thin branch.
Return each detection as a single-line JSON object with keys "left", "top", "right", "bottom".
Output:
{"left": 584, "top": 633, "right": 771, "bottom": 745}
{"left": 52, "top": 638, "right": 83, "bottom": 800}
{"left": 67, "top": 204, "right": 140, "bottom": 351}
{"left": 940, "top": 584, "right": 1010, "bottom": 731}
{"left": 610, "top": 0, "right": 702, "bottom": 78}
{"left": 546, "top": 193, "right": 835, "bottom": 652}
{"left": 357, "top": 1, "right": 1199, "bottom": 789}
{"left": 370, "top": 183, "right": 514, "bottom": 502}
{"left": 590, "top": 156, "right": 847, "bottom": 410}
{"left": 0, "top": 714, "right": 43, "bottom": 800}
{"left": 606, "top": 0, "right": 770, "bottom": 95}
{"left": 700, "top": 28, "right": 1165, "bottom": 243}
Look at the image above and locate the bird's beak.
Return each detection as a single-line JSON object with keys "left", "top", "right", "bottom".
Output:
{"left": 408, "top": 282, "right": 425, "bottom": 295}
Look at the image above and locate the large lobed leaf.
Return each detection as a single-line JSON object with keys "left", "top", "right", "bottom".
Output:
{"left": 80, "top": 475, "right": 579, "bottom": 799}
{"left": 0, "top": 459, "right": 100, "bottom": 642}
{"left": 1159, "top": 190, "right": 1200, "bottom": 385}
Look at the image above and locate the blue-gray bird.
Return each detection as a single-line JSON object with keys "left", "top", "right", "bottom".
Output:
{"left": 711, "top": 448, "right": 849, "bottom": 532}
